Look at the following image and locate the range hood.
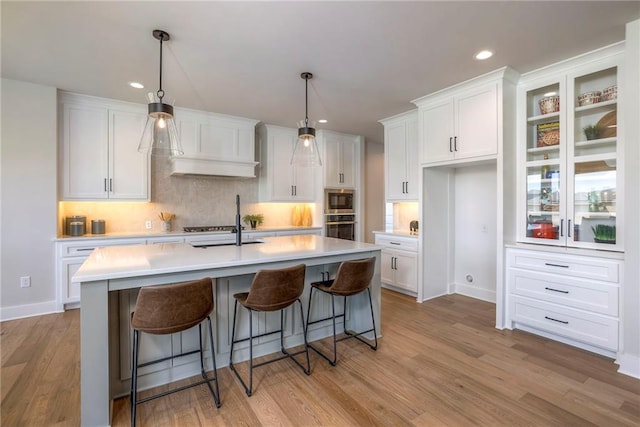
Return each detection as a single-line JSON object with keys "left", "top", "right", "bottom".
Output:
{"left": 169, "top": 156, "right": 258, "bottom": 178}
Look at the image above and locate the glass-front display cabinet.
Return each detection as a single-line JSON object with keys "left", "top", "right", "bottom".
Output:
{"left": 518, "top": 52, "right": 622, "bottom": 251}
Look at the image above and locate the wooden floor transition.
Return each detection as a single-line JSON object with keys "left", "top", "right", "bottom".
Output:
{"left": 1, "top": 289, "right": 639, "bottom": 426}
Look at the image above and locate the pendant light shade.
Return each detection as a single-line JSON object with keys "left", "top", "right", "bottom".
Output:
{"left": 291, "top": 72, "right": 322, "bottom": 167}
{"left": 138, "top": 30, "right": 183, "bottom": 157}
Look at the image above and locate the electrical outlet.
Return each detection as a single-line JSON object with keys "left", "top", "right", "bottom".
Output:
{"left": 20, "top": 276, "right": 31, "bottom": 288}
{"left": 145, "top": 220, "right": 152, "bottom": 230}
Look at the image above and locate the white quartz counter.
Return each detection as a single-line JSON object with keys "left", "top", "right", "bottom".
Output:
{"left": 74, "top": 235, "right": 378, "bottom": 284}
{"left": 373, "top": 230, "right": 419, "bottom": 238}
{"left": 57, "top": 225, "right": 322, "bottom": 241}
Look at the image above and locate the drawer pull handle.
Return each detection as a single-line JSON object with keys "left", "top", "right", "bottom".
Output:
{"left": 545, "top": 263, "right": 569, "bottom": 268}
{"left": 76, "top": 248, "right": 95, "bottom": 252}
{"left": 389, "top": 242, "right": 400, "bottom": 245}
{"left": 545, "top": 316, "right": 568, "bottom": 324}
{"left": 545, "top": 287, "right": 569, "bottom": 294}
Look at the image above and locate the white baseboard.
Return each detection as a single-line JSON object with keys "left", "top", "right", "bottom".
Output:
{"left": 451, "top": 282, "right": 496, "bottom": 303}
{"left": 616, "top": 353, "right": 640, "bottom": 379}
{"left": 0, "top": 300, "right": 60, "bottom": 322}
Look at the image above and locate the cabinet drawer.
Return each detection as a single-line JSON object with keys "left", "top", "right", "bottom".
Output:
{"left": 508, "top": 250, "right": 620, "bottom": 283}
{"left": 374, "top": 235, "right": 418, "bottom": 252}
{"left": 508, "top": 269, "right": 618, "bottom": 316}
{"left": 60, "top": 238, "right": 143, "bottom": 257}
{"left": 511, "top": 296, "right": 618, "bottom": 351}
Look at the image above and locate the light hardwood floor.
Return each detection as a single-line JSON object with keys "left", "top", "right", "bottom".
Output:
{"left": 2, "top": 290, "right": 639, "bottom": 426}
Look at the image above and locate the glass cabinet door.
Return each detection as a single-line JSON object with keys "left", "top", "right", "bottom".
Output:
{"left": 521, "top": 79, "right": 566, "bottom": 246}
{"left": 525, "top": 163, "right": 563, "bottom": 244}
{"left": 568, "top": 64, "right": 619, "bottom": 249}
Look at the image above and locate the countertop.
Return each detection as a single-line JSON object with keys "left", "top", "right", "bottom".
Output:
{"left": 373, "top": 230, "right": 419, "bottom": 238}
{"left": 55, "top": 225, "right": 322, "bottom": 242}
{"left": 73, "top": 235, "right": 380, "bottom": 283}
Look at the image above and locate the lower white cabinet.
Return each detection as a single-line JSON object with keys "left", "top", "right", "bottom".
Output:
{"left": 506, "top": 247, "right": 622, "bottom": 355}
{"left": 56, "top": 238, "right": 143, "bottom": 309}
{"left": 374, "top": 233, "right": 418, "bottom": 294}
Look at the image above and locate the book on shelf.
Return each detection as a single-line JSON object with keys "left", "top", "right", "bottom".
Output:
{"left": 536, "top": 122, "right": 560, "bottom": 147}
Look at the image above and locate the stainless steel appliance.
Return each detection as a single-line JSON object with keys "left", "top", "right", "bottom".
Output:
{"left": 324, "top": 189, "right": 355, "bottom": 214}
{"left": 325, "top": 214, "right": 356, "bottom": 241}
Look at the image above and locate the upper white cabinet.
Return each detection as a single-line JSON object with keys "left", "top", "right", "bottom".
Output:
{"left": 318, "top": 130, "right": 362, "bottom": 189}
{"left": 257, "top": 124, "right": 319, "bottom": 202}
{"left": 516, "top": 45, "right": 624, "bottom": 251}
{"left": 413, "top": 67, "right": 518, "bottom": 167}
{"left": 59, "top": 92, "right": 149, "bottom": 200}
{"left": 170, "top": 108, "right": 259, "bottom": 177}
{"left": 380, "top": 110, "right": 419, "bottom": 201}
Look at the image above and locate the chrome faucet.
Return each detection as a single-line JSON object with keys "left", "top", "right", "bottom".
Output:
{"left": 235, "top": 194, "right": 242, "bottom": 246}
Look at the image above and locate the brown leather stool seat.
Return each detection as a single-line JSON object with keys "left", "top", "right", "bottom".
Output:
{"left": 305, "top": 257, "right": 378, "bottom": 366}
{"left": 229, "top": 264, "right": 311, "bottom": 396}
{"left": 130, "top": 278, "right": 220, "bottom": 427}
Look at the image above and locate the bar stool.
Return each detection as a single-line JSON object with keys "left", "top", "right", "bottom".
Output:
{"left": 305, "top": 257, "right": 377, "bottom": 366}
{"left": 229, "top": 264, "right": 310, "bottom": 396}
{"left": 130, "top": 278, "right": 221, "bottom": 427}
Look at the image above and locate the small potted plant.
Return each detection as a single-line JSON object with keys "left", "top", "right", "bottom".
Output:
{"left": 583, "top": 124, "right": 602, "bottom": 141}
{"left": 591, "top": 224, "right": 616, "bottom": 244}
{"left": 242, "top": 213, "right": 264, "bottom": 230}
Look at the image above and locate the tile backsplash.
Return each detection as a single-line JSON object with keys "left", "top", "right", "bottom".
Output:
{"left": 59, "top": 156, "right": 318, "bottom": 235}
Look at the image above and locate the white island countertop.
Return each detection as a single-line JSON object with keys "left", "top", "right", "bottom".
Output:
{"left": 74, "top": 235, "right": 380, "bottom": 284}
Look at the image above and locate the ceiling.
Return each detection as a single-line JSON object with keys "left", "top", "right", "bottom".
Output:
{"left": 2, "top": 1, "right": 638, "bottom": 145}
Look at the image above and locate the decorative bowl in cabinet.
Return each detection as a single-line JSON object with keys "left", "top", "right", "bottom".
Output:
{"left": 538, "top": 96, "right": 560, "bottom": 115}
{"left": 577, "top": 91, "right": 601, "bottom": 106}
{"left": 602, "top": 85, "right": 617, "bottom": 101}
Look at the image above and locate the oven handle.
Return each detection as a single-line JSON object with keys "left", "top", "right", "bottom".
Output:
{"left": 325, "top": 221, "right": 357, "bottom": 225}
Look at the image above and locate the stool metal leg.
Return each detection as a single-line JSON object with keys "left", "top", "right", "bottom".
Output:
{"left": 198, "top": 319, "right": 221, "bottom": 407}
{"left": 131, "top": 329, "right": 140, "bottom": 427}
{"left": 306, "top": 287, "right": 378, "bottom": 367}
{"left": 229, "top": 299, "right": 254, "bottom": 396}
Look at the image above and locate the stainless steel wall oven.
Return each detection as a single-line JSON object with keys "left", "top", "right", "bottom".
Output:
{"left": 325, "top": 214, "right": 356, "bottom": 241}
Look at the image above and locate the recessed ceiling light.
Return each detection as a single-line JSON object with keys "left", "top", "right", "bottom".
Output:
{"left": 474, "top": 50, "right": 493, "bottom": 60}
{"left": 318, "top": 119, "right": 328, "bottom": 124}
{"left": 129, "top": 82, "right": 144, "bottom": 89}
{"left": 543, "top": 91, "right": 557, "bottom": 97}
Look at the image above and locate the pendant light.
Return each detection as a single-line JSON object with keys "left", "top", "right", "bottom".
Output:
{"left": 291, "top": 72, "right": 322, "bottom": 166}
{"left": 137, "top": 30, "right": 183, "bottom": 157}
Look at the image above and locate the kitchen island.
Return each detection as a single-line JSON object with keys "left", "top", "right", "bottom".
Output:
{"left": 74, "top": 235, "right": 381, "bottom": 426}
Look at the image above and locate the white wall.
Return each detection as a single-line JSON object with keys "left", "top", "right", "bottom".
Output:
{"left": 620, "top": 19, "right": 640, "bottom": 378}
{"left": 453, "top": 164, "right": 497, "bottom": 302}
{"left": 1, "top": 79, "right": 58, "bottom": 320}
{"left": 364, "top": 141, "right": 384, "bottom": 243}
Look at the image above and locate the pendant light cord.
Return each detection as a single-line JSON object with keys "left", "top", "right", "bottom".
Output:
{"left": 304, "top": 76, "right": 309, "bottom": 127}
{"left": 157, "top": 34, "right": 164, "bottom": 103}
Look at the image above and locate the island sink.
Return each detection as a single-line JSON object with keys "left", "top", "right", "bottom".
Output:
{"left": 191, "top": 240, "right": 264, "bottom": 248}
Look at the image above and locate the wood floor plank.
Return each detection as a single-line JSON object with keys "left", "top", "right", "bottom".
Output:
{"left": 2, "top": 289, "right": 639, "bottom": 426}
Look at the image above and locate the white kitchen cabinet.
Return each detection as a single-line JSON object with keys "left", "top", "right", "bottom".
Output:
{"left": 319, "top": 130, "right": 361, "bottom": 189}
{"left": 380, "top": 110, "right": 419, "bottom": 201}
{"left": 517, "top": 45, "right": 623, "bottom": 251}
{"left": 413, "top": 68, "right": 517, "bottom": 166}
{"left": 56, "top": 237, "right": 143, "bottom": 309}
{"left": 506, "top": 247, "right": 622, "bottom": 355}
{"left": 170, "top": 108, "right": 259, "bottom": 177}
{"left": 257, "top": 124, "right": 318, "bottom": 202}
{"left": 59, "top": 92, "right": 149, "bottom": 200}
{"left": 374, "top": 233, "right": 418, "bottom": 295}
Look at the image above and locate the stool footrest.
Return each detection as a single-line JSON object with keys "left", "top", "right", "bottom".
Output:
{"left": 137, "top": 348, "right": 201, "bottom": 369}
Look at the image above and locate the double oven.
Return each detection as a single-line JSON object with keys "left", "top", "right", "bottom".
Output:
{"left": 324, "top": 189, "right": 356, "bottom": 241}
